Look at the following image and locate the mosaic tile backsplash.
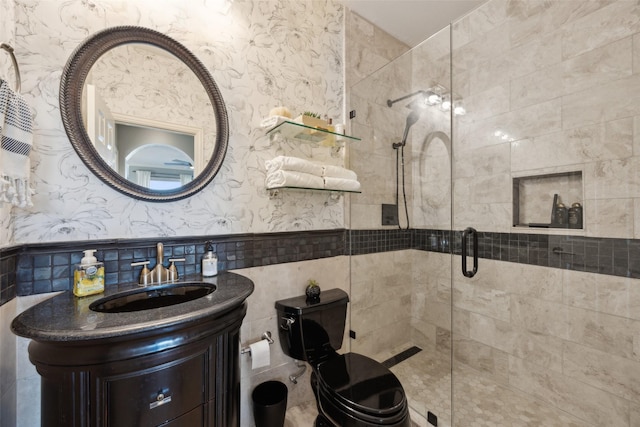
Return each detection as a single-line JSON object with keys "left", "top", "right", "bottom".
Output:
{"left": 12, "top": 230, "right": 345, "bottom": 297}
{"left": 2, "top": 227, "right": 639, "bottom": 302}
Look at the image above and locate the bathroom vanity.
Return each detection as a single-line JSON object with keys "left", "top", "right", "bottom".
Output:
{"left": 11, "top": 272, "right": 254, "bottom": 427}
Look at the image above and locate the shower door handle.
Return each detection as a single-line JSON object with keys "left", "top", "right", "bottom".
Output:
{"left": 461, "top": 227, "right": 478, "bottom": 278}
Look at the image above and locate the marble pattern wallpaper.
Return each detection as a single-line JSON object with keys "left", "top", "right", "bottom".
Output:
{"left": 12, "top": 0, "right": 345, "bottom": 244}
{"left": 4, "top": 1, "right": 348, "bottom": 425}
{"left": 0, "top": 3, "right": 17, "bottom": 426}
{"left": 0, "top": 0, "right": 16, "bottom": 248}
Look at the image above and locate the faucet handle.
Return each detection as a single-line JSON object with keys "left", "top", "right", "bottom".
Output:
{"left": 131, "top": 261, "right": 151, "bottom": 285}
{"left": 167, "top": 258, "right": 185, "bottom": 282}
{"left": 131, "top": 261, "right": 150, "bottom": 267}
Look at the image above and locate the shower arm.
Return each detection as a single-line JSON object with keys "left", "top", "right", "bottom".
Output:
{"left": 386, "top": 90, "right": 426, "bottom": 107}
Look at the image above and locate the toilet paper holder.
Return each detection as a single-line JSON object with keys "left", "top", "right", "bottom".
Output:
{"left": 241, "top": 331, "right": 274, "bottom": 355}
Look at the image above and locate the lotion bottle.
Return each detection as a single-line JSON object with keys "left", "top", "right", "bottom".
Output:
{"left": 73, "top": 249, "right": 105, "bottom": 297}
{"left": 202, "top": 241, "right": 218, "bottom": 277}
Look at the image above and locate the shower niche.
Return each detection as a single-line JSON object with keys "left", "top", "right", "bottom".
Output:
{"left": 512, "top": 170, "right": 583, "bottom": 229}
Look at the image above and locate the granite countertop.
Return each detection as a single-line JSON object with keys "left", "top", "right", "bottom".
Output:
{"left": 11, "top": 271, "right": 254, "bottom": 343}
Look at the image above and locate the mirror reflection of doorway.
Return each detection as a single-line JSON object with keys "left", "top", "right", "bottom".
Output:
{"left": 122, "top": 136, "right": 195, "bottom": 190}
{"left": 84, "top": 84, "right": 205, "bottom": 189}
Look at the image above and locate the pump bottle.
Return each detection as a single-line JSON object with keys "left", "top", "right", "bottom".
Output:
{"left": 73, "top": 249, "right": 105, "bottom": 297}
{"left": 202, "top": 242, "right": 218, "bottom": 277}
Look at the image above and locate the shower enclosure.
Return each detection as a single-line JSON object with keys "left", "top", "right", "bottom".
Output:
{"left": 348, "top": 1, "right": 640, "bottom": 426}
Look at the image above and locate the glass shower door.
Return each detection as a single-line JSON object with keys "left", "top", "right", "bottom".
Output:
{"left": 348, "top": 25, "right": 454, "bottom": 426}
{"left": 450, "top": 1, "right": 639, "bottom": 426}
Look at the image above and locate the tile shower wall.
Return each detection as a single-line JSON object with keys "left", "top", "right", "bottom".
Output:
{"left": 347, "top": 18, "right": 454, "bottom": 361}
{"left": 448, "top": 0, "right": 640, "bottom": 425}
{"left": 452, "top": 0, "right": 640, "bottom": 238}
{"left": 346, "top": 1, "right": 640, "bottom": 424}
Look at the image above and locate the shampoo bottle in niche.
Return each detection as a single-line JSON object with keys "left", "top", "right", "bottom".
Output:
{"left": 73, "top": 249, "right": 105, "bottom": 297}
{"left": 202, "top": 241, "right": 218, "bottom": 277}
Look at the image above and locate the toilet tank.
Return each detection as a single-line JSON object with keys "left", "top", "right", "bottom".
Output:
{"left": 275, "top": 288, "right": 349, "bottom": 364}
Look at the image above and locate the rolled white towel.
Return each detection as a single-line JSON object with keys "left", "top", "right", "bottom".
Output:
{"left": 323, "top": 177, "right": 361, "bottom": 192}
{"left": 265, "top": 156, "right": 324, "bottom": 176}
{"left": 266, "top": 170, "right": 325, "bottom": 189}
{"left": 322, "top": 165, "right": 358, "bottom": 181}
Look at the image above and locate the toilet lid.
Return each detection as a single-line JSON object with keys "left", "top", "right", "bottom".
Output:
{"left": 316, "top": 352, "right": 406, "bottom": 417}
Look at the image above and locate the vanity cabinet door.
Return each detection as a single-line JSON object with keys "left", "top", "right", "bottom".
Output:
{"left": 104, "top": 352, "right": 206, "bottom": 426}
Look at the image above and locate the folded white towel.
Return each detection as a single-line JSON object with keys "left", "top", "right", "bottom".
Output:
{"left": 260, "top": 115, "right": 288, "bottom": 131}
{"left": 265, "top": 156, "right": 324, "bottom": 176}
{"left": 0, "top": 79, "right": 33, "bottom": 208}
{"left": 322, "top": 164, "right": 358, "bottom": 180}
{"left": 323, "top": 177, "right": 361, "bottom": 192}
{"left": 266, "top": 170, "right": 325, "bottom": 189}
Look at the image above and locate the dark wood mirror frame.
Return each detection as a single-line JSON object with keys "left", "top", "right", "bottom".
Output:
{"left": 60, "top": 26, "right": 229, "bottom": 202}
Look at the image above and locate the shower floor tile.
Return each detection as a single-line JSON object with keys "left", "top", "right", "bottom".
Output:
{"left": 388, "top": 347, "right": 591, "bottom": 427}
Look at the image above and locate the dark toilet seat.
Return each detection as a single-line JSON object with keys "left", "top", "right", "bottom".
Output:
{"left": 315, "top": 353, "right": 410, "bottom": 426}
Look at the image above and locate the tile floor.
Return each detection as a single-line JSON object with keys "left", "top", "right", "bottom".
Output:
{"left": 390, "top": 347, "right": 590, "bottom": 427}
{"left": 285, "top": 346, "right": 591, "bottom": 427}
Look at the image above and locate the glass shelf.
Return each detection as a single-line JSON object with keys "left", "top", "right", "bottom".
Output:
{"left": 267, "top": 186, "right": 361, "bottom": 194}
{"left": 266, "top": 120, "right": 361, "bottom": 143}
{"left": 267, "top": 186, "right": 361, "bottom": 199}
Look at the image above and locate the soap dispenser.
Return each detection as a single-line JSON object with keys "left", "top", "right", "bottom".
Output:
{"left": 73, "top": 249, "right": 105, "bottom": 297}
{"left": 202, "top": 241, "right": 218, "bottom": 277}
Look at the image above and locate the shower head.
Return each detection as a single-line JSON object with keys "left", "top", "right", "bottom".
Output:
{"left": 402, "top": 110, "right": 421, "bottom": 142}
{"left": 393, "top": 110, "right": 421, "bottom": 149}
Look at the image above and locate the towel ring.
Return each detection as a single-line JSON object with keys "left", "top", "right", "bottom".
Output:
{"left": 0, "top": 43, "right": 21, "bottom": 93}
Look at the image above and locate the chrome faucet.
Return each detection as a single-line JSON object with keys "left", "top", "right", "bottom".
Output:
{"left": 131, "top": 242, "right": 185, "bottom": 286}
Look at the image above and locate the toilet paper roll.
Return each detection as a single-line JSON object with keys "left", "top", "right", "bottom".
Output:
{"left": 250, "top": 339, "right": 271, "bottom": 370}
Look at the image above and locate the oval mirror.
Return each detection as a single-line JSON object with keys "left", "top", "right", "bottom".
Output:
{"left": 60, "top": 26, "right": 228, "bottom": 202}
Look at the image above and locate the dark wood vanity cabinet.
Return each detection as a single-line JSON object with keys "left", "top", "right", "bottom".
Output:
{"left": 29, "top": 304, "right": 245, "bottom": 427}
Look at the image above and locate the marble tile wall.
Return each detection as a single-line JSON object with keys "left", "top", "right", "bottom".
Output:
{"left": 344, "top": 9, "right": 409, "bottom": 93}
{"left": 347, "top": 18, "right": 454, "bottom": 371}
{"left": 451, "top": 0, "right": 640, "bottom": 238}
{"left": 347, "top": 11, "right": 411, "bottom": 230}
{"left": 345, "top": 1, "right": 640, "bottom": 425}
{"left": 446, "top": 3, "right": 640, "bottom": 422}
{"left": 350, "top": 251, "right": 413, "bottom": 356}
{"left": 451, "top": 255, "right": 640, "bottom": 426}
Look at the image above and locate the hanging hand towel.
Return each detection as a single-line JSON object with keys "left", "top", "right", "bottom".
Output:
{"left": 266, "top": 170, "right": 325, "bottom": 189}
{"left": 0, "top": 79, "right": 33, "bottom": 208}
{"left": 322, "top": 164, "right": 358, "bottom": 181}
{"left": 265, "top": 155, "right": 324, "bottom": 177}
